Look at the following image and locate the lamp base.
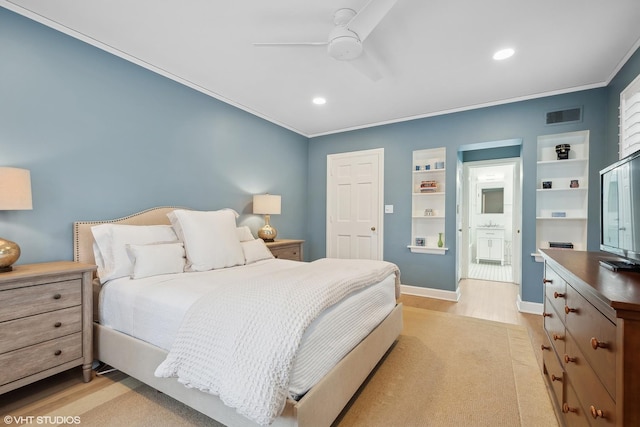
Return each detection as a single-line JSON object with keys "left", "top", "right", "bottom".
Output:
{"left": 0, "top": 237, "right": 20, "bottom": 273}
{"left": 258, "top": 224, "right": 277, "bottom": 242}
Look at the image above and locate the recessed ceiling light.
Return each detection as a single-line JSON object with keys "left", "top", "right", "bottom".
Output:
{"left": 312, "top": 97, "right": 327, "bottom": 105}
{"left": 493, "top": 48, "right": 515, "bottom": 61}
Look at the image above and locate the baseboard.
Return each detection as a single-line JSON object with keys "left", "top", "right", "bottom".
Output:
{"left": 516, "top": 295, "right": 543, "bottom": 315}
{"left": 400, "top": 284, "right": 461, "bottom": 302}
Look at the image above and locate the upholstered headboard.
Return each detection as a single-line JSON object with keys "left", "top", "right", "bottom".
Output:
{"left": 73, "top": 206, "right": 184, "bottom": 266}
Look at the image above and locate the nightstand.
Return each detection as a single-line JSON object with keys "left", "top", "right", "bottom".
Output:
{"left": 266, "top": 239, "right": 304, "bottom": 261}
{"left": 0, "top": 261, "right": 96, "bottom": 394}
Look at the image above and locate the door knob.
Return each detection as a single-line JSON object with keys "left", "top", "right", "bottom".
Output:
{"left": 371, "top": 226, "right": 376, "bottom": 231}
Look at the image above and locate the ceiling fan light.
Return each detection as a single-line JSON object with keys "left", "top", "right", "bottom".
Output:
{"left": 328, "top": 27, "right": 363, "bottom": 60}
{"left": 493, "top": 48, "right": 515, "bottom": 61}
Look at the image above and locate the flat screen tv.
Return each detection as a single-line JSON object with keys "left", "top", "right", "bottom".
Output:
{"left": 600, "top": 150, "right": 640, "bottom": 270}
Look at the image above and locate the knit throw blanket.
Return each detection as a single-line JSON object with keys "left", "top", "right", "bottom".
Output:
{"left": 154, "top": 258, "right": 400, "bottom": 425}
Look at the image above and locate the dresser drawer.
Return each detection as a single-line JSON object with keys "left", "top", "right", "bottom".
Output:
{"left": 544, "top": 265, "right": 568, "bottom": 319}
{"left": 542, "top": 334, "right": 565, "bottom": 408}
{"left": 0, "top": 279, "right": 81, "bottom": 322}
{"left": 544, "top": 299, "right": 566, "bottom": 355}
{"left": 563, "top": 379, "right": 591, "bottom": 427}
{"left": 564, "top": 284, "right": 617, "bottom": 399}
{"left": 565, "top": 334, "right": 616, "bottom": 425}
{"left": 270, "top": 245, "right": 301, "bottom": 261}
{"left": 0, "top": 306, "right": 82, "bottom": 353}
{"left": 0, "top": 333, "right": 82, "bottom": 386}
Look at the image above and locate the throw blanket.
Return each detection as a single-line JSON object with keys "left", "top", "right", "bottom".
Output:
{"left": 155, "top": 258, "right": 400, "bottom": 425}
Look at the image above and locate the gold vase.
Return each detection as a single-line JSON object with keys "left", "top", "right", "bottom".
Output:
{"left": 0, "top": 238, "right": 21, "bottom": 272}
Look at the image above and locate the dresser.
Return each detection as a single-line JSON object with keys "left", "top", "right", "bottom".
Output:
{"left": 540, "top": 249, "right": 640, "bottom": 426}
{"left": 266, "top": 239, "right": 304, "bottom": 261}
{"left": 0, "top": 261, "right": 96, "bottom": 394}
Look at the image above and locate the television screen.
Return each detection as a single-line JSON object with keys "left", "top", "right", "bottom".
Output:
{"left": 600, "top": 150, "right": 640, "bottom": 265}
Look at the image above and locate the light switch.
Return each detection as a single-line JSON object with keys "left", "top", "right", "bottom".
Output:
{"left": 385, "top": 205, "right": 394, "bottom": 213}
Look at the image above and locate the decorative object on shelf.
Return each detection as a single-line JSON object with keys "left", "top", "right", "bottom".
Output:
{"left": 551, "top": 211, "right": 566, "bottom": 217}
{"left": 555, "top": 143, "right": 571, "bottom": 160}
{"left": 253, "top": 193, "right": 281, "bottom": 242}
{"left": 570, "top": 179, "right": 579, "bottom": 188}
{"left": 542, "top": 181, "right": 552, "bottom": 189}
{"left": 425, "top": 164, "right": 431, "bottom": 170}
{"left": 0, "top": 167, "right": 33, "bottom": 272}
{"left": 415, "top": 237, "right": 425, "bottom": 246}
{"left": 420, "top": 180, "right": 438, "bottom": 193}
{"left": 437, "top": 232, "right": 444, "bottom": 248}
{"left": 435, "top": 161, "right": 445, "bottom": 169}
{"left": 424, "top": 208, "right": 433, "bottom": 216}
{"left": 415, "top": 165, "right": 421, "bottom": 171}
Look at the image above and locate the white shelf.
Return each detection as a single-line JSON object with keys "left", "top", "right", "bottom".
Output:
{"left": 411, "top": 147, "right": 446, "bottom": 254}
{"left": 408, "top": 245, "right": 448, "bottom": 254}
{"left": 412, "top": 191, "right": 445, "bottom": 196}
{"left": 535, "top": 130, "right": 589, "bottom": 254}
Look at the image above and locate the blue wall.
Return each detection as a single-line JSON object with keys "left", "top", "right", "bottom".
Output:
{"left": 2, "top": 6, "right": 639, "bottom": 305}
{"left": 0, "top": 8, "right": 308, "bottom": 263}
{"left": 308, "top": 90, "right": 609, "bottom": 303}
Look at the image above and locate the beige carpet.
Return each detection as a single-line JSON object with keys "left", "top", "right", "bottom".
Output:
{"left": 10, "top": 307, "right": 558, "bottom": 426}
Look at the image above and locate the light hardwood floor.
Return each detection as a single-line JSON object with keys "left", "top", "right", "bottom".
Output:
{"left": 399, "top": 278, "right": 546, "bottom": 370}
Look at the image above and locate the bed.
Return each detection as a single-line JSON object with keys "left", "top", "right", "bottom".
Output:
{"left": 73, "top": 206, "right": 403, "bottom": 426}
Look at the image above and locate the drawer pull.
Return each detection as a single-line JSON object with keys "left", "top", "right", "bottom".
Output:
{"left": 590, "top": 337, "right": 608, "bottom": 350}
{"left": 564, "top": 305, "right": 578, "bottom": 314}
{"left": 53, "top": 293, "right": 62, "bottom": 300}
{"left": 564, "top": 354, "right": 577, "bottom": 364}
{"left": 542, "top": 312, "right": 552, "bottom": 318}
{"left": 590, "top": 405, "right": 606, "bottom": 419}
{"left": 552, "top": 333, "right": 563, "bottom": 341}
{"left": 562, "top": 403, "right": 578, "bottom": 414}
{"left": 54, "top": 350, "right": 62, "bottom": 356}
{"left": 54, "top": 322, "right": 62, "bottom": 328}
{"left": 551, "top": 374, "right": 562, "bottom": 382}
{"left": 543, "top": 278, "right": 553, "bottom": 284}
{"left": 553, "top": 291, "right": 565, "bottom": 299}
{"left": 541, "top": 344, "right": 551, "bottom": 351}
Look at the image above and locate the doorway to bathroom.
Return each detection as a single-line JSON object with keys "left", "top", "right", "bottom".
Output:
{"left": 458, "top": 155, "right": 522, "bottom": 285}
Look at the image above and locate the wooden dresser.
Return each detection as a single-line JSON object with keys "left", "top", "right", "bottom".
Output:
{"left": 0, "top": 261, "right": 96, "bottom": 394}
{"left": 266, "top": 239, "right": 304, "bottom": 261}
{"left": 540, "top": 249, "right": 640, "bottom": 426}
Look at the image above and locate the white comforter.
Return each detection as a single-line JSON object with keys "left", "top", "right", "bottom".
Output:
{"left": 154, "top": 258, "right": 400, "bottom": 425}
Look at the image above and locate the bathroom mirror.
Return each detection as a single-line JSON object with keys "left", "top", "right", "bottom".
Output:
{"left": 481, "top": 187, "right": 504, "bottom": 214}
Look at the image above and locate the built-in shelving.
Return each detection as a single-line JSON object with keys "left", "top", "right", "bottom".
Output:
{"left": 408, "top": 147, "right": 447, "bottom": 254}
{"left": 533, "top": 130, "right": 589, "bottom": 261}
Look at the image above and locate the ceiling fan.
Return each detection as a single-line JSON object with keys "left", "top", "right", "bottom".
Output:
{"left": 253, "top": 0, "right": 398, "bottom": 81}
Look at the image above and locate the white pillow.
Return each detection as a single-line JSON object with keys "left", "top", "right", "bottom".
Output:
{"left": 126, "top": 242, "right": 186, "bottom": 279}
{"left": 168, "top": 209, "right": 245, "bottom": 271}
{"left": 242, "top": 239, "right": 274, "bottom": 264}
{"left": 236, "top": 226, "right": 255, "bottom": 242}
{"left": 91, "top": 224, "right": 178, "bottom": 283}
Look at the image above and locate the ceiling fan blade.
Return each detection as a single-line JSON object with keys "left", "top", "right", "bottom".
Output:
{"left": 347, "top": 0, "right": 398, "bottom": 42}
{"left": 253, "top": 42, "right": 327, "bottom": 47}
{"left": 347, "top": 49, "right": 385, "bottom": 81}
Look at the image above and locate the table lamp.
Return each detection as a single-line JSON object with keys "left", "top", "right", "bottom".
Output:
{"left": 253, "top": 194, "right": 281, "bottom": 242}
{"left": 0, "top": 167, "right": 33, "bottom": 272}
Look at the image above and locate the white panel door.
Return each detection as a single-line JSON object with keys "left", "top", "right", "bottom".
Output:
{"left": 327, "top": 149, "right": 383, "bottom": 260}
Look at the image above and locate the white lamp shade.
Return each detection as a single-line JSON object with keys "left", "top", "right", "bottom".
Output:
{"left": 0, "top": 168, "right": 33, "bottom": 210}
{"left": 253, "top": 194, "right": 281, "bottom": 215}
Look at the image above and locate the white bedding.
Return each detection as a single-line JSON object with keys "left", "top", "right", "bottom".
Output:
{"left": 98, "top": 258, "right": 397, "bottom": 400}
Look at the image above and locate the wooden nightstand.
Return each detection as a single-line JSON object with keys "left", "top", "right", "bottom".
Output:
{"left": 0, "top": 261, "right": 96, "bottom": 394}
{"left": 266, "top": 239, "right": 304, "bottom": 261}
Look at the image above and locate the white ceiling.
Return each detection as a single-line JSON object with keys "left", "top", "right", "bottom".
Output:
{"left": 3, "top": 0, "right": 640, "bottom": 137}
